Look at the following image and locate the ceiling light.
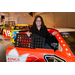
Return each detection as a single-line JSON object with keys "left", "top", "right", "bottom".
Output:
{"left": 0, "top": 13, "right": 7, "bottom": 15}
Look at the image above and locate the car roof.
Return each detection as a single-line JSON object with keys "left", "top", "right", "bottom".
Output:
{"left": 53, "top": 28, "right": 75, "bottom": 32}
{"left": 14, "top": 24, "right": 29, "bottom": 26}
{"left": 0, "top": 24, "right": 5, "bottom": 25}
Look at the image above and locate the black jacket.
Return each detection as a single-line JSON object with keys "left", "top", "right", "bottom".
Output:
{"left": 30, "top": 26, "right": 54, "bottom": 44}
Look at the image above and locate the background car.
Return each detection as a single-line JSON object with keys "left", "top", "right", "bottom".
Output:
{"left": 3, "top": 24, "right": 29, "bottom": 38}
{"left": 10, "top": 24, "right": 33, "bottom": 43}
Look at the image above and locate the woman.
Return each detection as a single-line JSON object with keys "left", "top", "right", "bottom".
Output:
{"left": 26, "top": 16, "right": 57, "bottom": 49}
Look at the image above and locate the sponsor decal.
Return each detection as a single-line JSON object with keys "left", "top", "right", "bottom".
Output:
{"left": 6, "top": 48, "right": 29, "bottom": 62}
{"left": 10, "top": 31, "right": 19, "bottom": 40}
{"left": 7, "top": 57, "right": 20, "bottom": 62}
{"left": 4, "top": 30, "right": 10, "bottom": 36}
{"left": 3, "top": 29, "right": 12, "bottom": 38}
{"left": 61, "top": 32, "right": 70, "bottom": 35}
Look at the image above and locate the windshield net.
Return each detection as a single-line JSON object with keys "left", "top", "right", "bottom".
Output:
{"left": 60, "top": 32, "right": 75, "bottom": 55}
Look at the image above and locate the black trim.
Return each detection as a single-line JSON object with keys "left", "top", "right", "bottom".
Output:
{"left": 54, "top": 55, "right": 66, "bottom": 62}
{"left": 44, "top": 54, "right": 54, "bottom": 62}
{"left": 44, "top": 54, "right": 66, "bottom": 62}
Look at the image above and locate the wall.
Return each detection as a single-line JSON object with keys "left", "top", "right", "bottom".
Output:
{"left": 68, "top": 12, "right": 75, "bottom": 27}
{"left": 4, "top": 12, "right": 34, "bottom": 24}
{"left": 18, "top": 14, "right": 34, "bottom": 24}
{"left": 2, "top": 12, "right": 75, "bottom": 28}
{"left": 54, "top": 12, "right": 68, "bottom": 28}
{"left": 34, "top": 12, "right": 75, "bottom": 28}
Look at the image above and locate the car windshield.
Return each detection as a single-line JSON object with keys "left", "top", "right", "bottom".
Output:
{"left": 4, "top": 25, "right": 11, "bottom": 29}
{"left": 14, "top": 26, "right": 29, "bottom": 30}
{"left": 60, "top": 31, "right": 75, "bottom": 55}
{"left": 0, "top": 25, "right": 3, "bottom": 27}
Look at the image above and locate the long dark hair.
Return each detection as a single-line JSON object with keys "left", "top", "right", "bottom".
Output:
{"left": 33, "top": 16, "right": 45, "bottom": 33}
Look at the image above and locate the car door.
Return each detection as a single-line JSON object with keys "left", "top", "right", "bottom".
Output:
{"left": 54, "top": 32, "right": 75, "bottom": 62}
{"left": 6, "top": 47, "right": 55, "bottom": 62}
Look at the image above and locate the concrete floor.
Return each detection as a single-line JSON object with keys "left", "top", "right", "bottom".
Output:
{"left": 0, "top": 34, "right": 14, "bottom": 62}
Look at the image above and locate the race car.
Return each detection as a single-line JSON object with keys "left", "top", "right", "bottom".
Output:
{"left": 6, "top": 28, "right": 75, "bottom": 62}
{"left": 0, "top": 23, "right": 5, "bottom": 34}
{"left": 10, "top": 24, "right": 32, "bottom": 43}
{"left": 3, "top": 24, "right": 30, "bottom": 38}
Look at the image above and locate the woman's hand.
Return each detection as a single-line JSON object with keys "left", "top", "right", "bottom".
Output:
{"left": 52, "top": 32, "right": 57, "bottom": 36}
{"left": 26, "top": 32, "right": 32, "bottom": 37}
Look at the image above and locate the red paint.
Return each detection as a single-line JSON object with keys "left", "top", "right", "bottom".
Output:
{"left": 6, "top": 28, "right": 75, "bottom": 62}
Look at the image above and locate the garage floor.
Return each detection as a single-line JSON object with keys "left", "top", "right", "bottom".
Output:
{"left": 0, "top": 34, "right": 14, "bottom": 62}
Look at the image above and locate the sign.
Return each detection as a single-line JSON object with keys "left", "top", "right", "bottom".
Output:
{"left": 3, "top": 29, "right": 12, "bottom": 38}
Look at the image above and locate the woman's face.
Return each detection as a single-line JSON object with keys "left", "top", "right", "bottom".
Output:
{"left": 36, "top": 17, "right": 42, "bottom": 27}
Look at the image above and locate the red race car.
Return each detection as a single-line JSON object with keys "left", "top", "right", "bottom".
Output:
{"left": 6, "top": 28, "right": 75, "bottom": 62}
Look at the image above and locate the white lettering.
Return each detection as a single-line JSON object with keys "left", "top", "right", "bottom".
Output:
{"left": 4, "top": 30, "right": 10, "bottom": 36}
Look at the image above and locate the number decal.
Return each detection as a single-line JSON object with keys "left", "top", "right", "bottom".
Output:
{"left": 4, "top": 30, "right": 10, "bottom": 36}
{"left": 8, "top": 30, "right": 10, "bottom": 36}
{"left": 3, "top": 29, "right": 11, "bottom": 38}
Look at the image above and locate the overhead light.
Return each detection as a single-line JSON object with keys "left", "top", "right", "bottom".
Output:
{"left": 0, "top": 13, "right": 7, "bottom": 15}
